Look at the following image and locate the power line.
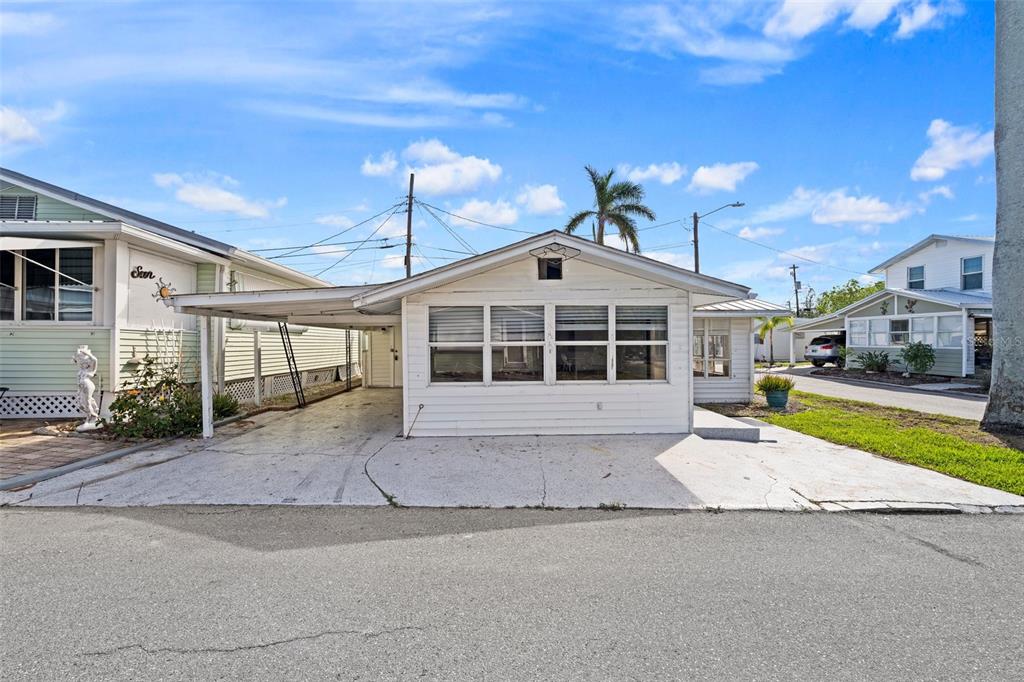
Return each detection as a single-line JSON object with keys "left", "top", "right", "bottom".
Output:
{"left": 250, "top": 237, "right": 395, "bottom": 252}
{"left": 416, "top": 200, "right": 539, "bottom": 235}
{"left": 699, "top": 219, "right": 872, "bottom": 277}
{"left": 270, "top": 243, "right": 401, "bottom": 259}
{"left": 314, "top": 205, "right": 404, "bottom": 276}
{"left": 418, "top": 202, "right": 479, "bottom": 255}
{"left": 272, "top": 201, "right": 405, "bottom": 259}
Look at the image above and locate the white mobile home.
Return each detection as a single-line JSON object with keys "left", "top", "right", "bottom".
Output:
{"left": 170, "top": 231, "right": 785, "bottom": 437}
{"left": 0, "top": 168, "right": 360, "bottom": 418}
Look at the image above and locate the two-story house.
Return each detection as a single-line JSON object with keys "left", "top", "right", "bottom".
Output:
{"left": 792, "top": 234, "right": 994, "bottom": 377}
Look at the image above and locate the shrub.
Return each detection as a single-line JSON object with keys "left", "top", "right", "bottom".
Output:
{"left": 899, "top": 341, "right": 936, "bottom": 374}
{"left": 213, "top": 393, "right": 240, "bottom": 420}
{"left": 755, "top": 374, "right": 796, "bottom": 393}
{"left": 837, "top": 346, "right": 853, "bottom": 368}
{"left": 855, "top": 350, "right": 891, "bottom": 372}
{"left": 104, "top": 356, "right": 203, "bottom": 439}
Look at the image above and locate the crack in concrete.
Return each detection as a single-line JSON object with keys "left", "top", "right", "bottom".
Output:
{"left": 79, "top": 625, "right": 428, "bottom": 658}
{"left": 876, "top": 521, "right": 987, "bottom": 568}
{"left": 362, "top": 439, "right": 400, "bottom": 507}
{"left": 763, "top": 474, "right": 779, "bottom": 508}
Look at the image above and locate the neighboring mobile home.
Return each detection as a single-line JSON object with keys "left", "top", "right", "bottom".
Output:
{"left": 792, "top": 234, "right": 994, "bottom": 377}
{"left": 0, "top": 168, "right": 360, "bottom": 418}
{"left": 169, "top": 231, "right": 786, "bottom": 437}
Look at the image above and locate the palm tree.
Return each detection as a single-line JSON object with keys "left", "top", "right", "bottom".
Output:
{"left": 755, "top": 315, "right": 795, "bottom": 368}
{"left": 564, "top": 165, "right": 656, "bottom": 252}
{"left": 983, "top": 0, "right": 1024, "bottom": 433}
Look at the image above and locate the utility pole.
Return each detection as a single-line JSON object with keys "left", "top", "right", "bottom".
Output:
{"left": 403, "top": 171, "right": 411, "bottom": 278}
{"left": 692, "top": 211, "right": 700, "bottom": 273}
{"left": 789, "top": 264, "right": 801, "bottom": 317}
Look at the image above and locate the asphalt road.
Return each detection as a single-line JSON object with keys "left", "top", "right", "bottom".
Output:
{"left": 779, "top": 367, "right": 988, "bottom": 420}
{"left": 2, "top": 507, "right": 1022, "bottom": 681}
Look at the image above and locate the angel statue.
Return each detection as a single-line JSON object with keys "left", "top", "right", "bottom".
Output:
{"left": 72, "top": 345, "right": 101, "bottom": 432}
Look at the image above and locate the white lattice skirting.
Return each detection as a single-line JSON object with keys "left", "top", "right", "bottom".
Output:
{"left": 223, "top": 363, "right": 362, "bottom": 405}
{"left": 1, "top": 392, "right": 84, "bottom": 419}
{"left": 1, "top": 363, "right": 362, "bottom": 418}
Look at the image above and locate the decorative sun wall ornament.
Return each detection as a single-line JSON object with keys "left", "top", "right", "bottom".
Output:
{"left": 905, "top": 298, "right": 918, "bottom": 313}
{"left": 153, "top": 278, "right": 177, "bottom": 300}
{"left": 529, "top": 244, "right": 582, "bottom": 261}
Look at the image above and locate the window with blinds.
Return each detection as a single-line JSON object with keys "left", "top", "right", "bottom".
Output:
{"left": 491, "top": 306, "right": 544, "bottom": 382}
{"left": 429, "top": 307, "right": 484, "bottom": 382}
{"left": 0, "top": 195, "right": 38, "bottom": 220}
{"left": 615, "top": 306, "right": 667, "bottom": 380}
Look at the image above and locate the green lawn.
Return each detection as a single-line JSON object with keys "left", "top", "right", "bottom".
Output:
{"left": 709, "top": 391, "right": 1024, "bottom": 496}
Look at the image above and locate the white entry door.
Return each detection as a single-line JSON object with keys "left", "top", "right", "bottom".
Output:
{"left": 366, "top": 327, "right": 402, "bottom": 387}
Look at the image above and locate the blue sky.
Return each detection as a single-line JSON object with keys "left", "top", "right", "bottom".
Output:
{"left": 0, "top": 1, "right": 995, "bottom": 305}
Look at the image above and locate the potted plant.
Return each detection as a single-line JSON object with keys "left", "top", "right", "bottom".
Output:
{"left": 755, "top": 374, "right": 796, "bottom": 410}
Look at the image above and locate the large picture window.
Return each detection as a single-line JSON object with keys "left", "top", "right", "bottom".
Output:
{"left": 2, "top": 247, "right": 94, "bottom": 323}
{"left": 429, "top": 306, "right": 484, "bottom": 382}
{"left": 490, "top": 305, "right": 544, "bottom": 382}
{"left": 937, "top": 315, "right": 963, "bottom": 348}
{"left": 615, "top": 306, "right": 667, "bottom": 381}
{"left": 849, "top": 319, "right": 868, "bottom": 346}
{"left": 692, "top": 318, "right": 730, "bottom": 379}
{"left": 910, "top": 317, "right": 934, "bottom": 345}
{"left": 555, "top": 305, "right": 607, "bottom": 381}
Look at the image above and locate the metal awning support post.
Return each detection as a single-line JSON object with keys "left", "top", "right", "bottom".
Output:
{"left": 199, "top": 316, "right": 214, "bottom": 439}
{"left": 346, "top": 329, "right": 352, "bottom": 390}
{"left": 252, "top": 330, "right": 262, "bottom": 407}
{"left": 278, "top": 322, "right": 306, "bottom": 408}
{"left": 788, "top": 330, "right": 796, "bottom": 366}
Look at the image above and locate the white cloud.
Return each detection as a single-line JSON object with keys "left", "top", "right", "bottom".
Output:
{"left": 401, "top": 139, "right": 502, "bottom": 195}
{"left": 911, "top": 119, "right": 994, "bottom": 181}
{"left": 449, "top": 199, "right": 518, "bottom": 227}
{"left": 896, "top": 0, "right": 963, "bottom": 39}
{"left": 918, "top": 185, "right": 954, "bottom": 204}
{"left": 360, "top": 151, "right": 398, "bottom": 177}
{"left": 314, "top": 214, "right": 356, "bottom": 228}
{"left": 620, "top": 162, "right": 687, "bottom": 185}
{"left": 0, "top": 101, "right": 67, "bottom": 146}
{"left": 515, "top": 184, "right": 566, "bottom": 215}
{"left": 699, "top": 63, "right": 783, "bottom": 85}
{"left": 954, "top": 213, "right": 980, "bottom": 223}
{"left": 811, "top": 189, "right": 912, "bottom": 225}
{"left": 153, "top": 172, "right": 286, "bottom": 218}
{"left": 764, "top": 1, "right": 905, "bottom": 40}
{"left": 738, "top": 226, "right": 784, "bottom": 240}
{"left": 0, "top": 11, "right": 59, "bottom": 36}
{"left": 688, "top": 161, "right": 759, "bottom": 194}
{"left": 845, "top": 0, "right": 904, "bottom": 30}
{"left": 748, "top": 186, "right": 824, "bottom": 223}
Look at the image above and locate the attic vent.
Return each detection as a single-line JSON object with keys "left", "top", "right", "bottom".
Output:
{"left": 0, "top": 195, "right": 37, "bottom": 220}
{"left": 538, "top": 258, "right": 562, "bottom": 280}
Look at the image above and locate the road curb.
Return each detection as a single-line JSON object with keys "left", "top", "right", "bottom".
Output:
{"left": 785, "top": 371, "right": 989, "bottom": 401}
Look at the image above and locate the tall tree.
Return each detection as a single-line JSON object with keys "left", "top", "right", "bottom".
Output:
{"left": 983, "top": 1, "right": 1024, "bottom": 433}
{"left": 755, "top": 315, "right": 795, "bottom": 368}
{"left": 815, "top": 279, "right": 885, "bottom": 316}
{"left": 564, "top": 165, "right": 656, "bottom": 252}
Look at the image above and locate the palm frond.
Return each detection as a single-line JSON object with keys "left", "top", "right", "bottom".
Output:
{"left": 607, "top": 180, "right": 646, "bottom": 204}
{"left": 606, "top": 213, "right": 640, "bottom": 253}
{"left": 564, "top": 210, "right": 595, "bottom": 234}
{"left": 613, "top": 202, "right": 657, "bottom": 221}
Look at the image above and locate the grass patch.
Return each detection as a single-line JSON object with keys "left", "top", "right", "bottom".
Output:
{"left": 705, "top": 391, "right": 1024, "bottom": 496}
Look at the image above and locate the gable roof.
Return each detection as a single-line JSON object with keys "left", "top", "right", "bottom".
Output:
{"left": 1, "top": 167, "right": 330, "bottom": 288}
{"left": 694, "top": 297, "right": 791, "bottom": 316}
{"left": 792, "top": 285, "right": 992, "bottom": 329}
{"left": 355, "top": 230, "right": 751, "bottom": 307}
{"left": 869, "top": 234, "right": 995, "bottom": 274}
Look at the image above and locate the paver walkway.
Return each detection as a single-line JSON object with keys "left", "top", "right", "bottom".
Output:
{"left": 777, "top": 367, "right": 988, "bottom": 420}
{"left": 0, "top": 420, "right": 129, "bottom": 482}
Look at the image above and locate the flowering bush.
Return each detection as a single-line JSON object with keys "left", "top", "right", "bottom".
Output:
{"left": 105, "top": 356, "right": 202, "bottom": 439}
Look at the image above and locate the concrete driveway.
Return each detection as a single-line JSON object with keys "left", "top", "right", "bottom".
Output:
{"left": 2, "top": 388, "right": 1020, "bottom": 512}
{"left": 778, "top": 366, "right": 988, "bottom": 420}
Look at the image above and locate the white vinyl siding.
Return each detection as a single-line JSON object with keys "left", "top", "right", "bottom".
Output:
{"left": 693, "top": 318, "right": 754, "bottom": 403}
{"left": 402, "top": 257, "right": 690, "bottom": 436}
{"left": 223, "top": 326, "right": 360, "bottom": 381}
{"left": 882, "top": 239, "right": 993, "bottom": 292}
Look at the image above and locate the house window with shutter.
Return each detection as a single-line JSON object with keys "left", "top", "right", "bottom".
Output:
{"left": 0, "top": 195, "right": 38, "bottom": 220}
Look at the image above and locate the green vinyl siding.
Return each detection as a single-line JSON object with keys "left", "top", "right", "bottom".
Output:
{"left": 847, "top": 346, "right": 964, "bottom": 377}
{"left": 223, "top": 327, "right": 359, "bottom": 381}
{"left": 196, "top": 263, "right": 218, "bottom": 293}
{"left": 0, "top": 184, "right": 108, "bottom": 221}
{"left": 117, "top": 328, "right": 200, "bottom": 387}
{"left": 0, "top": 328, "right": 111, "bottom": 391}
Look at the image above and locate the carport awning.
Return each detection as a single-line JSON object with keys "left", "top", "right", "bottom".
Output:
{"left": 792, "top": 315, "right": 845, "bottom": 334}
{"left": 166, "top": 286, "right": 401, "bottom": 329}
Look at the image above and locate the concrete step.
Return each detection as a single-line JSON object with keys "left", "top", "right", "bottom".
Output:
{"left": 693, "top": 407, "right": 760, "bottom": 442}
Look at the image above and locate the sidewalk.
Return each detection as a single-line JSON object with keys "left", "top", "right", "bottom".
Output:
{"left": 0, "top": 420, "right": 131, "bottom": 483}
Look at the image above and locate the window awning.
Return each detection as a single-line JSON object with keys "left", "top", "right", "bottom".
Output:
{"left": 0, "top": 237, "right": 101, "bottom": 250}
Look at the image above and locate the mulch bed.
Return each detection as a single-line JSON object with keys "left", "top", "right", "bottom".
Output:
{"left": 810, "top": 368, "right": 952, "bottom": 386}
